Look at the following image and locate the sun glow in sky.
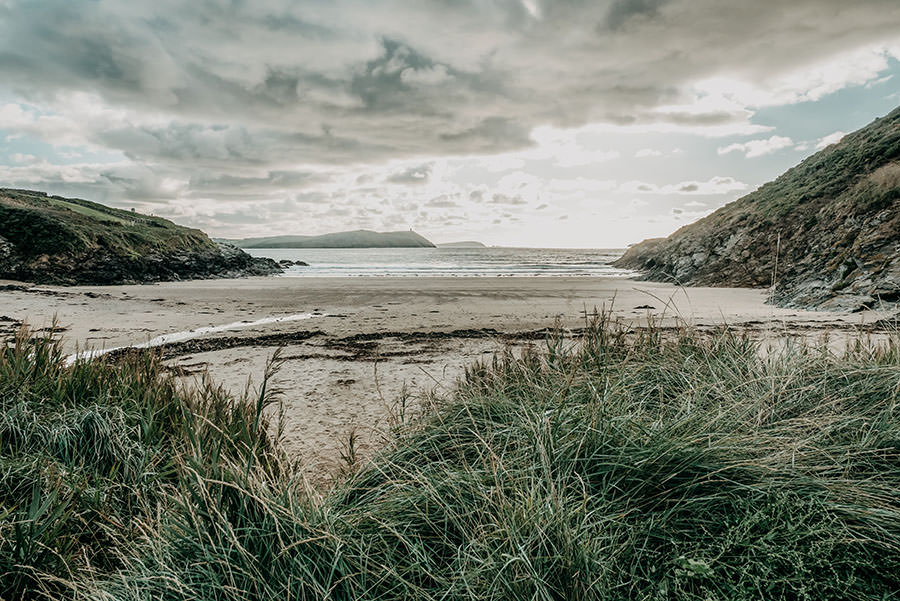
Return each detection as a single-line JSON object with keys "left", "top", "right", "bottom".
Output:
{"left": 1, "top": 1, "right": 898, "bottom": 247}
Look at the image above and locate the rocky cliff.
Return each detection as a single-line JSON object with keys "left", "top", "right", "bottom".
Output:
{"left": 0, "top": 189, "right": 281, "bottom": 285}
{"left": 614, "top": 106, "right": 900, "bottom": 311}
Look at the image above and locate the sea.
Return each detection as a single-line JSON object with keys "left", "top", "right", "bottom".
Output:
{"left": 244, "top": 247, "right": 632, "bottom": 278}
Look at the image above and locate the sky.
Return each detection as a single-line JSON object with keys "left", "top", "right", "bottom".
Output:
{"left": 1, "top": 0, "right": 899, "bottom": 248}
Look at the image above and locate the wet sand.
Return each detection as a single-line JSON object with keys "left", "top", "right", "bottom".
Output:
{"left": 1, "top": 276, "right": 890, "bottom": 481}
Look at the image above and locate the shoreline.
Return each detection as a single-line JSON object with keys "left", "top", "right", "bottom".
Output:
{"left": 2, "top": 275, "right": 892, "bottom": 481}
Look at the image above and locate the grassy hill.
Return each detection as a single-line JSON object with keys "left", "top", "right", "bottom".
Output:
{"left": 615, "top": 105, "right": 900, "bottom": 311}
{"left": 227, "top": 229, "right": 435, "bottom": 248}
{"left": 0, "top": 189, "right": 279, "bottom": 284}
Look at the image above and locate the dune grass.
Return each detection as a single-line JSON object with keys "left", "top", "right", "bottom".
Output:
{"left": 2, "top": 317, "right": 899, "bottom": 599}
{"left": 0, "top": 325, "right": 284, "bottom": 599}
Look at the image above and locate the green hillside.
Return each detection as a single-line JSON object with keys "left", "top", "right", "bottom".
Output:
{"left": 0, "top": 189, "right": 279, "bottom": 284}
{"left": 615, "top": 105, "right": 900, "bottom": 310}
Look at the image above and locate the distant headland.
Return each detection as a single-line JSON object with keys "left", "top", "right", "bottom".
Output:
{"left": 436, "top": 241, "right": 487, "bottom": 248}
{"left": 222, "top": 230, "right": 435, "bottom": 249}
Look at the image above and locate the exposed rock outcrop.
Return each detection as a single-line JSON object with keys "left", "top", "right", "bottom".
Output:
{"left": 615, "top": 106, "right": 900, "bottom": 311}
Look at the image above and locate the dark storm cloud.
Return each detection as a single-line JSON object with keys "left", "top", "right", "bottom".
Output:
{"left": 605, "top": 0, "right": 670, "bottom": 30}
{"left": 0, "top": 2, "right": 178, "bottom": 103}
{"left": 1, "top": 0, "right": 899, "bottom": 206}
{"left": 351, "top": 40, "right": 434, "bottom": 110}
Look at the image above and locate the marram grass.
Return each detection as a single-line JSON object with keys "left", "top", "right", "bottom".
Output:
{"left": 0, "top": 324, "right": 284, "bottom": 599}
{"left": 2, "top": 317, "right": 899, "bottom": 600}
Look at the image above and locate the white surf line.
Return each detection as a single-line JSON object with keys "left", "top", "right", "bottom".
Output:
{"left": 65, "top": 312, "right": 320, "bottom": 366}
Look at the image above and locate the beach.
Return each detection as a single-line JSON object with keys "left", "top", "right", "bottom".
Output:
{"left": 1, "top": 275, "right": 888, "bottom": 480}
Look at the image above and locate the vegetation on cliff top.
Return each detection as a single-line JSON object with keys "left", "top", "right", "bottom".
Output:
{"left": 0, "top": 189, "right": 213, "bottom": 258}
{"left": 4, "top": 318, "right": 899, "bottom": 599}
{"left": 615, "top": 105, "right": 900, "bottom": 310}
{"left": 0, "top": 189, "right": 278, "bottom": 284}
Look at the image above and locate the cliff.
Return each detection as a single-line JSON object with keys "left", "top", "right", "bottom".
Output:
{"left": 615, "top": 106, "right": 900, "bottom": 311}
{"left": 0, "top": 189, "right": 280, "bottom": 285}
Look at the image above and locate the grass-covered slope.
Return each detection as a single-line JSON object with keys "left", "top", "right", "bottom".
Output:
{"left": 615, "top": 105, "right": 900, "bottom": 311}
{"left": 227, "top": 229, "right": 436, "bottom": 248}
{"left": 4, "top": 319, "right": 899, "bottom": 600}
{"left": 0, "top": 326, "right": 286, "bottom": 600}
{"left": 0, "top": 189, "right": 280, "bottom": 284}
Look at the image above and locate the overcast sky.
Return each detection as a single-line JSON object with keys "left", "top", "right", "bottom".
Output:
{"left": 1, "top": 0, "right": 899, "bottom": 247}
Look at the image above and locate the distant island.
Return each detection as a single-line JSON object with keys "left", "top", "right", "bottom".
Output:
{"left": 436, "top": 241, "right": 487, "bottom": 248}
{"left": 224, "top": 230, "right": 435, "bottom": 249}
{"left": 0, "top": 189, "right": 280, "bottom": 285}
{"left": 616, "top": 104, "right": 900, "bottom": 311}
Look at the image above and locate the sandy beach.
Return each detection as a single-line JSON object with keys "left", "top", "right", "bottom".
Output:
{"left": 1, "top": 276, "right": 890, "bottom": 481}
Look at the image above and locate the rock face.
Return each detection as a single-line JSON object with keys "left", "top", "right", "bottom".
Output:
{"left": 615, "top": 106, "right": 900, "bottom": 311}
{"left": 0, "top": 189, "right": 281, "bottom": 285}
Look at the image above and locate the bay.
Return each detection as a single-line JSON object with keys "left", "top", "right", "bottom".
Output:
{"left": 244, "top": 246, "right": 632, "bottom": 277}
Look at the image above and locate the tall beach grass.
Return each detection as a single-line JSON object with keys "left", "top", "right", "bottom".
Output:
{"left": 2, "top": 316, "right": 899, "bottom": 599}
{"left": 0, "top": 325, "right": 284, "bottom": 599}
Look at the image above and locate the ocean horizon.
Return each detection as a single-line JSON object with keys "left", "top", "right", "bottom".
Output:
{"left": 244, "top": 246, "right": 632, "bottom": 278}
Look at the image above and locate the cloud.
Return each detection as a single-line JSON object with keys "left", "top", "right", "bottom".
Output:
{"left": 0, "top": 159, "right": 187, "bottom": 204}
{"left": 186, "top": 170, "right": 326, "bottom": 199}
{"left": 1, "top": 0, "right": 896, "bottom": 170}
{"left": 426, "top": 194, "right": 459, "bottom": 208}
{"left": 605, "top": 0, "right": 670, "bottom": 30}
{"left": 547, "top": 177, "right": 616, "bottom": 194}
{"left": 401, "top": 64, "right": 453, "bottom": 86}
{"left": 718, "top": 135, "right": 794, "bottom": 158}
{"left": 387, "top": 163, "right": 432, "bottom": 184}
{"left": 10, "top": 153, "right": 38, "bottom": 164}
{"left": 490, "top": 193, "right": 528, "bottom": 205}
{"left": 0, "top": 0, "right": 898, "bottom": 244}
{"left": 621, "top": 176, "right": 748, "bottom": 195}
{"left": 816, "top": 130, "right": 847, "bottom": 149}
{"left": 635, "top": 148, "right": 663, "bottom": 158}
